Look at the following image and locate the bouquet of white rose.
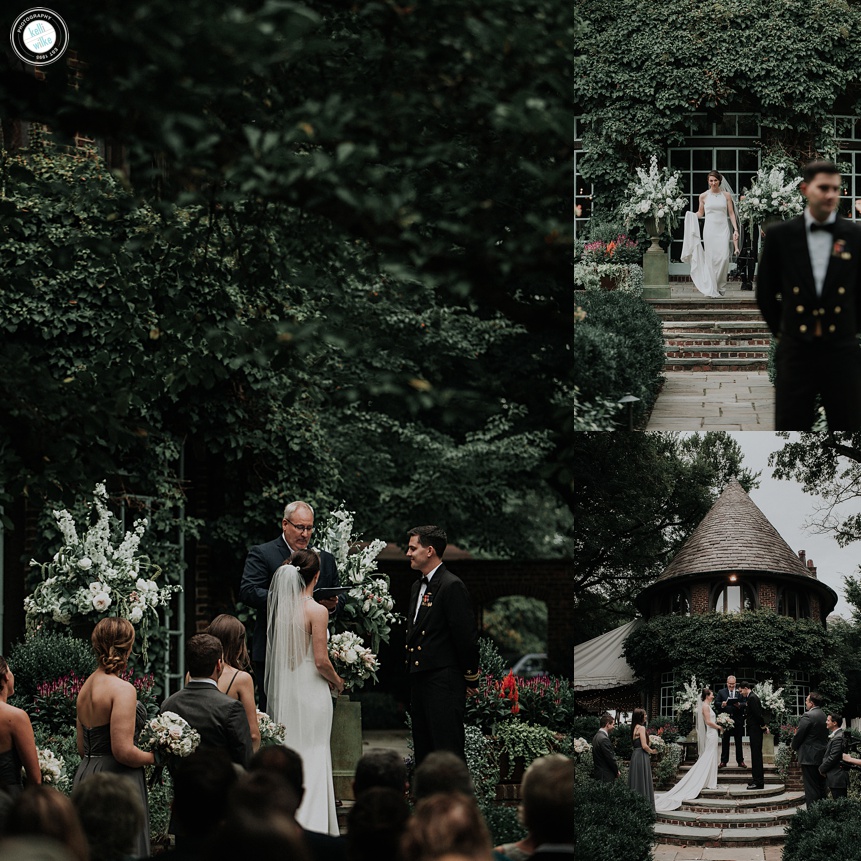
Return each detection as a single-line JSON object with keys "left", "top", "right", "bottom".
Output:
{"left": 138, "top": 711, "right": 200, "bottom": 760}
{"left": 37, "top": 747, "right": 66, "bottom": 787}
{"left": 619, "top": 155, "right": 687, "bottom": 230}
{"left": 649, "top": 734, "right": 666, "bottom": 753}
{"left": 572, "top": 737, "right": 590, "bottom": 755}
{"left": 736, "top": 164, "right": 804, "bottom": 226}
{"left": 328, "top": 630, "right": 379, "bottom": 691}
{"left": 716, "top": 713, "right": 735, "bottom": 731}
{"left": 256, "top": 710, "right": 287, "bottom": 747}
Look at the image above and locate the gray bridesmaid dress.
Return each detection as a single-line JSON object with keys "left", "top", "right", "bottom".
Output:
{"left": 628, "top": 732, "right": 655, "bottom": 810}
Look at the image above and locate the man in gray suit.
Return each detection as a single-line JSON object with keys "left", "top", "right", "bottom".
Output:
{"left": 591, "top": 713, "right": 620, "bottom": 782}
{"left": 161, "top": 634, "right": 253, "bottom": 770}
{"left": 791, "top": 691, "right": 828, "bottom": 805}
{"left": 819, "top": 711, "right": 850, "bottom": 799}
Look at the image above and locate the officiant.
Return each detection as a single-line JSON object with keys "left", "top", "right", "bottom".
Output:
{"left": 716, "top": 675, "right": 747, "bottom": 768}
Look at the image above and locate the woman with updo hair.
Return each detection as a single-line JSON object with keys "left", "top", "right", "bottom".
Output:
{"left": 265, "top": 548, "right": 344, "bottom": 835}
{"left": 0, "top": 655, "right": 41, "bottom": 796}
{"left": 73, "top": 617, "right": 153, "bottom": 857}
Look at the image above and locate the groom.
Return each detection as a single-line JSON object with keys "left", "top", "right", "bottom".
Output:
{"left": 739, "top": 681, "right": 768, "bottom": 790}
{"left": 716, "top": 675, "right": 746, "bottom": 769}
{"left": 756, "top": 160, "right": 861, "bottom": 430}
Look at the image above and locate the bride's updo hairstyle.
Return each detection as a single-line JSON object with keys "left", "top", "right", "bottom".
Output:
{"left": 290, "top": 549, "right": 321, "bottom": 585}
{"left": 701, "top": 686, "right": 713, "bottom": 701}
{"left": 92, "top": 617, "right": 135, "bottom": 674}
{"left": 708, "top": 169, "right": 723, "bottom": 183}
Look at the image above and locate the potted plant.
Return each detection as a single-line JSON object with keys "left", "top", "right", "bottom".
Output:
{"left": 493, "top": 721, "right": 557, "bottom": 783}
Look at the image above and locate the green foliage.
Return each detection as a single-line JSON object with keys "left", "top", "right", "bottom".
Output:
{"left": 515, "top": 677, "right": 575, "bottom": 733}
{"left": 783, "top": 798, "right": 861, "bottom": 861}
{"left": 478, "top": 637, "right": 508, "bottom": 680}
{"left": 32, "top": 724, "right": 80, "bottom": 793}
{"left": 623, "top": 610, "right": 848, "bottom": 711}
{"left": 7, "top": 630, "right": 95, "bottom": 703}
{"left": 571, "top": 716, "right": 600, "bottom": 738}
{"left": 483, "top": 596, "right": 547, "bottom": 657}
{"left": 572, "top": 292, "right": 664, "bottom": 426}
{"left": 573, "top": 780, "right": 655, "bottom": 861}
{"left": 654, "top": 742, "right": 683, "bottom": 789}
{"left": 609, "top": 724, "right": 634, "bottom": 761}
{"left": 646, "top": 716, "right": 680, "bottom": 744}
{"left": 493, "top": 722, "right": 557, "bottom": 778}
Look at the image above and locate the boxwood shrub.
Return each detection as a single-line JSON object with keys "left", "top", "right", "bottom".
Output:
{"left": 783, "top": 797, "right": 861, "bottom": 861}
{"left": 574, "top": 780, "right": 655, "bottom": 861}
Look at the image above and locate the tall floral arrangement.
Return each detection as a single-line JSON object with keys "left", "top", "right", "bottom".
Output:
{"left": 752, "top": 679, "right": 788, "bottom": 720}
{"left": 619, "top": 155, "right": 687, "bottom": 230}
{"left": 317, "top": 506, "right": 403, "bottom": 662}
{"left": 674, "top": 676, "right": 704, "bottom": 714}
{"left": 25, "top": 483, "right": 180, "bottom": 656}
{"left": 736, "top": 164, "right": 804, "bottom": 226}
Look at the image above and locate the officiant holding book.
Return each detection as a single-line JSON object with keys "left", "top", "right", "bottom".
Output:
{"left": 716, "top": 675, "right": 746, "bottom": 768}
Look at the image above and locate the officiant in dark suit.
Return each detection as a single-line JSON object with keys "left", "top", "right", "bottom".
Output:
{"left": 405, "top": 525, "right": 480, "bottom": 766}
{"left": 240, "top": 500, "right": 341, "bottom": 711}
{"left": 756, "top": 160, "right": 861, "bottom": 430}
{"left": 716, "top": 675, "right": 746, "bottom": 768}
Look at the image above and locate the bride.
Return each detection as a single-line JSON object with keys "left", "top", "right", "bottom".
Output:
{"left": 655, "top": 687, "right": 722, "bottom": 812}
{"left": 266, "top": 549, "right": 344, "bottom": 835}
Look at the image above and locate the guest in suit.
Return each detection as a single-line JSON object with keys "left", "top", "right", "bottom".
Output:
{"left": 240, "top": 501, "right": 342, "bottom": 711}
{"left": 716, "top": 675, "right": 746, "bottom": 768}
{"left": 590, "top": 713, "right": 620, "bottom": 782}
{"left": 160, "top": 634, "right": 253, "bottom": 771}
{"left": 791, "top": 691, "right": 828, "bottom": 805}
{"left": 819, "top": 711, "right": 850, "bottom": 799}
{"left": 739, "top": 681, "right": 768, "bottom": 790}
{"left": 518, "top": 755, "right": 574, "bottom": 860}
{"left": 756, "top": 160, "right": 861, "bottom": 430}
{"left": 405, "top": 525, "right": 480, "bottom": 766}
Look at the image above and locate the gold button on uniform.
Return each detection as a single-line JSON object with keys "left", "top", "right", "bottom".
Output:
{"left": 799, "top": 324, "right": 808, "bottom": 333}
{"left": 812, "top": 309, "right": 819, "bottom": 316}
{"left": 793, "top": 286, "right": 800, "bottom": 294}
{"left": 830, "top": 325, "right": 837, "bottom": 333}
{"left": 796, "top": 305, "right": 804, "bottom": 313}
{"left": 839, "top": 286, "right": 846, "bottom": 294}
{"left": 836, "top": 306, "right": 842, "bottom": 314}
{"left": 414, "top": 661, "right": 419, "bottom": 666}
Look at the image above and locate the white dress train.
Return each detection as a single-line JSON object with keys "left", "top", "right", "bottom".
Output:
{"left": 703, "top": 192, "right": 731, "bottom": 294}
{"left": 682, "top": 212, "right": 720, "bottom": 298}
{"left": 655, "top": 707, "right": 719, "bottom": 812}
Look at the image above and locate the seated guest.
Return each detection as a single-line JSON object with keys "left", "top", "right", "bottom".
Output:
{"left": 400, "top": 792, "right": 493, "bottom": 861}
{"left": 347, "top": 787, "right": 409, "bottom": 861}
{"left": 4, "top": 786, "right": 89, "bottom": 861}
{"left": 519, "top": 755, "right": 574, "bottom": 859}
{"left": 413, "top": 751, "right": 474, "bottom": 801}
{"left": 72, "top": 773, "right": 143, "bottom": 861}
{"left": 208, "top": 809, "right": 309, "bottom": 861}
{"left": 160, "top": 634, "right": 253, "bottom": 770}
{"left": 0, "top": 836, "right": 77, "bottom": 861}
{"left": 352, "top": 750, "right": 408, "bottom": 798}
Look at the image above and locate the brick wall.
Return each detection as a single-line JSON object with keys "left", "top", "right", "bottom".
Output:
{"left": 758, "top": 580, "right": 777, "bottom": 611}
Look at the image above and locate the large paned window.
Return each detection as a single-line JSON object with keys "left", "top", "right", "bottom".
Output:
{"left": 574, "top": 118, "right": 593, "bottom": 238}
{"left": 712, "top": 582, "right": 756, "bottom": 613}
{"left": 660, "top": 671, "right": 676, "bottom": 717}
{"left": 778, "top": 588, "right": 810, "bottom": 619}
{"left": 834, "top": 115, "right": 861, "bottom": 220}
{"left": 787, "top": 670, "right": 811, "bottom": 718}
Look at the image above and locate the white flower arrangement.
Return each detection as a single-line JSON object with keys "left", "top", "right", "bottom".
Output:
{"left": 649, "top": 734, "right": 666, "bottom": 751}
{"left": 619, "top": 155, "right": 687, "bottom": 230}
{"left": 572, "top": 736, "right": 590, "bottom": 755}
{"left": 37, "top": 748, "right": 66, "bottom": 786}
{"left": 716, "top": 713, "right": 735, "bottom": 731}
{"left": 256, "top": 710, "right": 287, "bottom": 747}
{"left": 674, "top": 676, "right": 704, "bottom": 714}
{"left": 573, "top": 262, "right": 644, "bottom": 296}
{"left": 752, "top": 679, "right": 788, "bottom": 717}
{"left": 138, "top": 711, "right": 200, "bottom": 759}
{"left": 328, "top": 630, "right": 380, "bottom": 691}
{"left": 25, "top": 483, "right": 180, "bottom": 654}
{"left": 736, "top": 164, "right": 804, "bottom": 226}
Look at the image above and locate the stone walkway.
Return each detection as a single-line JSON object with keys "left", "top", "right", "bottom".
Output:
{"left": 646, "top": 372, "right": 775, "bottom": 430}
{"left": 652, "top": 845, "right": 783, "bottom": 861}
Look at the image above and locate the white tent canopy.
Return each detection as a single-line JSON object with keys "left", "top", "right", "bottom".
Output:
{"left": 573, "top": 619, "right": 640, "bottom": 691}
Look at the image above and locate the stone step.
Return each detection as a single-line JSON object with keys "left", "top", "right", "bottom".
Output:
{"left": 685, "top": 791, "right": 805, "bottom": 812}
{"left": 665, "top": 337, "right": 771, "bottom": 347}
{"left": 699, "top": 783, "right": 784, "bottom": 798}
{"left": 666, "top": 347, "right": 769, "bottom": 358}
{"left": 663, "top": 321, "right": 772, "bottom": 333}
{"left": 664, "top": 358, "right": 769, "bottom": 371}
{"left": 657, "top": 807, "right": 797, "bottom": 828}
{"left": 655, "top": 310, "right": 766, "bottom": 322}
{"left": 654, "top": 822, "right": 789, "bottom": 847}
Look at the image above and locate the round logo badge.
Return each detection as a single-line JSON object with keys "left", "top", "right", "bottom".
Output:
{"left": 10, "top": 7, "right": 69, "bottom": 67}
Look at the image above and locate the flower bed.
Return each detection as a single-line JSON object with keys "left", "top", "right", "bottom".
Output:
{"left": 573, "top": 262, "right": 644, "bottom": 295}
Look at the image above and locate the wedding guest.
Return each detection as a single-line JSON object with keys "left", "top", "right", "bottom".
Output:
{"left": 0, "top": 655, "right": 41, "bottom": 796}
{"left": 240, "top": 501, "right": 342, "bottom": 711}
{"left": 346, "top": 787, "right": 410, "bottom": 861}
{"left": 405, "top": 526, "right": 480, "bottom": 766}
{"left": 400, "top": 792, "right": 493, "bottom": 861}
{"left": 4, "top": 785, "right": 89, "bottom": 861}
{"left": 590, "top": 713, "right": 620, "bottom": 781}
{"left": 519, "top": 755, "right": 575, "bottom": 859}
{"left": 819, "top": 712, "right": 849, "bottom": 799}
{"left": 413, "top": 751, "right": 474, "bottom": 801}
{"left": 716, "top": 675, "right": 746, "bottom": 769}
{"left": 352, "top": 750, "right": 408, "bottom": 798}
{"left": 203, "top": 614, "right": 261, "bottom": 752}
{"left": 74, "top": 618, "right": 153, "bottom": 858}
{"left": 0, "top": 836, "right": 76, "bottom": 861}
{"left": 791, "top": 691, "right": 828, "bottom": 805}
{"left": 71, "top": 773, "right": 143, "bottom": 861}
{"left": 843, "top": 751, "right": 861, "bottom": 766}
{"left": 208, "top": 809, "right": 309, "bottom": 861}
{"left": 160, "top": 634, "right": 253, "bottom": 771}
{"left": 628, "top": 708, "right": 655, "bottom": 810}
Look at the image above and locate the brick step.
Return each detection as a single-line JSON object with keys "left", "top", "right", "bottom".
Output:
{"left": 664, "top": 358, "right": 769, "bottom": 371}
{"left": 663, "top": 322, "right": 772, "bottom": 333}
{"left": 655, "top": 310, "right": 766, "bottom": 322}
{"left": 654, "top": 822, "right": 788, "bottom": 847}
{"left": 665, "top": 337, "right": 771, "bottom": 347}
{"left": 685, "top": 791, "right": 805, "bottom": 813}
{"left": 646, "top": 298, "right": 760, "bottom": 308}
{"left": 667, "top": 350, "right": 769, "bottom": 361}
{"left": 657, "top": 807, "right": 796, "bottom": 829}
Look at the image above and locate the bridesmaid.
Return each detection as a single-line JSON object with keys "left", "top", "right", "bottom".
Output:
{"left": 74, "top": 617, "right": 155, "bottom": 857}
{"left": 204, "top": 614, "right": 261, "bottom": 752}
{"left": 628, "top": 707, "right": 656, "bottom": 809}
{"left": 0, "top": 655, "right": 41, "bottom": 796}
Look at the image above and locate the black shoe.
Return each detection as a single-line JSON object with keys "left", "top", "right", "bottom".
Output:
{"left": 746, "top": 783, "right": 764, "bottom": 790}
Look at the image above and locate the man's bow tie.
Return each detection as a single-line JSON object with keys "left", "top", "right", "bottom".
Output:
{"left": 419, "top": 576, "right": 429, "bottom": 587}
{"left": 810, "top": 221, "right": 836, "bottom": 234}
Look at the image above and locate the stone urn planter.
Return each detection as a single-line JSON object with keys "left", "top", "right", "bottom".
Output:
{"left": 330, "top": 694, "right": 362, "bottom": 801}
{"left": 642, "top": 215, "right": 670, "bottom": 296}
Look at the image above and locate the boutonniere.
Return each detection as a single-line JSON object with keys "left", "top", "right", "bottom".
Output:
{"left": 832, "top": 238, "right": 852, "bottom": 260}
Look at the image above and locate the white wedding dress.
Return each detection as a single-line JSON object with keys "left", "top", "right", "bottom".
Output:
{"left": 703, "top": 191, "right": 731, "bottom": 294}
{"left": 265, "top": 564, "right": 339, "bottom": 836}
{"left": 655, "top": 703, "right": 719, "bottom": 812}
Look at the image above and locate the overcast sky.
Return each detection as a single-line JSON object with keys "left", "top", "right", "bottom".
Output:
{"left": 723, "top": 432, "right": 859, "bottom": 618}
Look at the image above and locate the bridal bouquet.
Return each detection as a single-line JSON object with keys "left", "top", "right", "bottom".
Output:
{"left": 716, "top": 713, "right": 735, "bottom": 731}
{"left": 753, "top": 680, "right": 788, "bottom": 718}
{"left": 572, "top": 737, "right": 590, "bottom": 755}
{"left": 138, "top": 711, "right": 200, "bottom": 759}
{"left": 37, "top": 747, "right": 66, "bottom": 787}
{"left": 256, "top": 710, "right": 287, "bottom": 747}
{"left": 328, "top": 630, "right": 379, "bottom": 690}
{"left": 736, "top": 164, "right": 804, "bottom": 226}
{"left": 649, "top": 734, "right": 666, "bottom": 753}
{"left": 619, "top": 155, "right": 687, "bottom": 230}
{"left": 25, "top": 483, "right": 180, "bottom": 655}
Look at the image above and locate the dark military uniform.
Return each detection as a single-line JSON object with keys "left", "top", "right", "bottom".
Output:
{"left": 406, "top": 564, "right": 479, "bottom": 766}
{"left": 756, "top": 213, "right": 861, "bottom": 430}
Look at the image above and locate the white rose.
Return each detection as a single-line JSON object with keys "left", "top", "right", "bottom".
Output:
{"left": 78, "top": 557, "right": 93, "bottom": 570}
{"left": 638, "top": 200, "right": 651, "bottom": 214}
{"left": 129, "top": 606, "right": 144, "bottom": 624}
{"left": 345, "top": 649, "right": 358, "bottom": 664}
{"left": 92, "top": 592, "right": 111, "bottom": 612}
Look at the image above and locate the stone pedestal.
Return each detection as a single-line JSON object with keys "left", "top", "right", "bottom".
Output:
{"left": 642, "top": 217, "right": 670, "bottom": 298}
{"left": 331, "top": 694, "right": 362, "bottom": 801}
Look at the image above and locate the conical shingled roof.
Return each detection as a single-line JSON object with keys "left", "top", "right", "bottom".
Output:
{"left": 656, "top": 477, "right": 812, "bottom": 582}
